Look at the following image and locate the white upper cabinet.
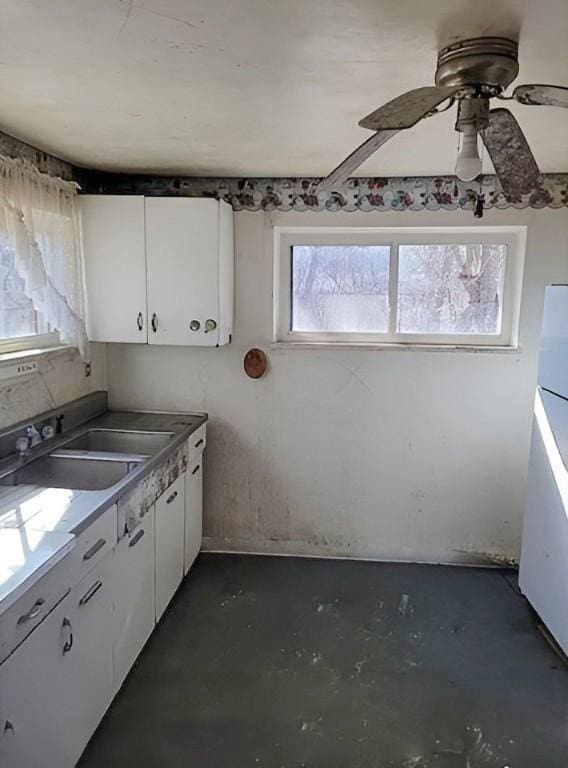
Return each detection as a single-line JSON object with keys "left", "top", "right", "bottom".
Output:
{"left": 146, "top": 198, "right": 233, "bottom": 347}
{"left": 80, "top": 195, "right": 234, "bottom": 347}
{"left": 81, "top": 195, "right": 147, "bottom": 343}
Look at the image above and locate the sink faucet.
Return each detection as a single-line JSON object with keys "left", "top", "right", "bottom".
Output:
{"left": 15, "top": 425, "right": 44, "bottom": 459}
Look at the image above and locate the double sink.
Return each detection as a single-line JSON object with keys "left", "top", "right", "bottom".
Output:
{"left": 0, "top": 429, "right": 175, "bottom": 491}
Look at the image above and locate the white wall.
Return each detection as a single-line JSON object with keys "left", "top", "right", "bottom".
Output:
{"left": 0, "top": 344, "right": 107, "bottom": 430}
{"left": 107, "top": 207, "right": 568, "bottom": 565}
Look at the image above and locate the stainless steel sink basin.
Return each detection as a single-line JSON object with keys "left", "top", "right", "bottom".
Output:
{"left": 0, "top": 455, "right": 142, "bottom": 491}
{"left": 61, "top": 429, "right": 175, "bottom": 456}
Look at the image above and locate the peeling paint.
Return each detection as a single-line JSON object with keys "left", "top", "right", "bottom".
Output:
{"left": 117, "top": 440, "right": 188, "bottom": 534}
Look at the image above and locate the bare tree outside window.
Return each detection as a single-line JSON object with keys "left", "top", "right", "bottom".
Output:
{"left": 291, "top": 245, "right": 390, "bottom": 332}
{"left": 397, "top": 244, "right": 506, "bottom": 335}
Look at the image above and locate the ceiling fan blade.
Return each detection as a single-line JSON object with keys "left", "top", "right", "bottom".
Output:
{"left": 359, "top": 85, "right": 461, "bottom": 131}
{"left": 318, "top": 129, "right": 399, "bottom": 190}
{"left": 513, "top": 84, "right": 568, "bottom": 108}
{"left": 481, "top": 108, "right": 540, "bottom": 199}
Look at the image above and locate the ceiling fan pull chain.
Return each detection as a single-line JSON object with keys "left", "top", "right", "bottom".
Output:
{"left": 474, "top": 193, "right": 484, "bottom": 219}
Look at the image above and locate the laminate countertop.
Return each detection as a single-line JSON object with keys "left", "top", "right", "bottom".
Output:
{"left": 0, "top": 409, "right": 207, "bottom": 616}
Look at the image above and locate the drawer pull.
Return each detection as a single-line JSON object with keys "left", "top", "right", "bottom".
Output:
{"left": 83, "top": 538, "right": 106, "bottom": 561}
{"left": 166, "top": 491, "right": 178, "bottom": 504}
{"left": 17, "top": 598, "right": 45, "bottom": 625}
{"left": 79, "top": 580, "right": 103, "bottom": 607}
{"left": 192, "top": 464, "right": 200, "bottom": 475}
{"left": 129, "top": 528, "right": 145, "bottom": 548}
{"left": 62, "top": 617, "right": 73, "bottom": 654}
{"left": 194, "top": 438, "right": 204, "bottom": 449}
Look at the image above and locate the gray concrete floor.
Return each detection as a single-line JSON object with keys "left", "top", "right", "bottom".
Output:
{"left": 79, "top": 554, "right": 568, "bottom": 768}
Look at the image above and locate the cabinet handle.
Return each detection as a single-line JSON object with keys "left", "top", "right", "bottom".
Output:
{"left": 137, "top": 312, "right": 144, "bottom": 331}
{"left": 151, "top": 313, "right": 158, "bottom": 333}
{"left": 17, "top": 597, "right": 45, "bottom": 625}
{"left": 192, "top": 464, "right": 200, "bottom": 475}
{"left": 194, "top": 438, "right": 204, "bottom": 449}
{"left": 129, "top": 528, "right": 145, "bottom": 548}
{"left": 83, "top": 537, "right": 106, "bottom": 561}
{"left": 79, "top": 580, "right": 103, "bottom": 607}
{"left": 62, "top": 617, "right": 73, "bottom": 654}
{"left": 166, "top": 490, "right": 178, "bottom": 504}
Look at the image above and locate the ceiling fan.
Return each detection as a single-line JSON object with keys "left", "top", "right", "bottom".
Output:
{"left": 320, "top": 37, "right": 568, "bottom": 200}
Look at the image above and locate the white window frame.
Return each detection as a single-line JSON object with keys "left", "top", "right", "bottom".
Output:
{"left": 0, "top": 331, "right": 61, "bottom": 356}
{"left": 274, "top": 226, "right": 526, "bottom": 348}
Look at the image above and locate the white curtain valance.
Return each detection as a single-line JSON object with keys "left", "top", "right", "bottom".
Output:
{"left": 0, "top": 156, "right": 88, "bottom": 359}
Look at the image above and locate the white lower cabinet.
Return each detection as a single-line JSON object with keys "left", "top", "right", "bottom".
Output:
{"left": 0, "top": 551, "right": 115, "bottom": 768}
{"left": 154, "top": 473, "right": 185, "bottom": 621}
{"left": 114, "top": 511, "right": 155, "bottom": 691}
{"left": 0, "top": 435, "right": 205, "bottom": 767}
{"left": 185, "top": 458, "right": 203, "bottom": 574}
{"left": 0, "top": 596, "right": 70, "bottom": 768}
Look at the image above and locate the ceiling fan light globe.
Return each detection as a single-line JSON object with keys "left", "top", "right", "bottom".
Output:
{"left": 455, "top": 131, "right": 482, "bottom": 182}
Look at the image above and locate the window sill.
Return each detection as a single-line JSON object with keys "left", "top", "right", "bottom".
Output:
{"left": 0, "top": 345, "right": 70, "bottom": 365}
{"left": 271, "top": 341, "right": 521, "bottom": 354}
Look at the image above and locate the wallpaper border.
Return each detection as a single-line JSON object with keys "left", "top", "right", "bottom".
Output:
{"left": 80, "top": 172, "right": 568, "bottom": 212}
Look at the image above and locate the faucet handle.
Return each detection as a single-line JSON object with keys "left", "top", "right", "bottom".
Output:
{"left": 16, "top": 436, "right": 30, "bottom": 455}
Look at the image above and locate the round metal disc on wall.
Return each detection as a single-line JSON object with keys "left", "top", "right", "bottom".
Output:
{"left": 244, "top": 348, "right": 268, "bottom": 379}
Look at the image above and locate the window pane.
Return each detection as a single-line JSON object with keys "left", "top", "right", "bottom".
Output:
{"left": 397, "top": 244, "right": 507, "bottom": 335}
{"left": 0, "top": 245, "right": 46, "bottom": 340}
{"left": 291, "top": 245, "right": 390, "bottom": 333}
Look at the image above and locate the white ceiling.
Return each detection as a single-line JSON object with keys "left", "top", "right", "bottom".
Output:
{"left": 1, "top": 0, "right": 568, "bottom": 176}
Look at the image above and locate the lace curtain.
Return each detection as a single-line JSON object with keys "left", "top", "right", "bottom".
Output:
{"left": 0, "top": 156, "right": 89, "bottom": 359}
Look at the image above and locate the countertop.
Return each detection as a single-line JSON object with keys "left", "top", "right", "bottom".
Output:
{"left": 0, "top": 408, "right": 207, "bottom": 615}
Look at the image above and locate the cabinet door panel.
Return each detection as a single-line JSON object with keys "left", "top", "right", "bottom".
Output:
{"left": 155, "top": 474, "right": 185, "bottom": 620}
{"left": 145, "top": 198, "right": 220, "bottom": 346}
{"left": 0, "top": 598, "right": 70, "bottom": 768}
{"left": 114, "top": 513, "right": 155, "bottom": 691}
{"left": 185, "top": 458, "right": 203, "bottom": 574}
{"left": 63, "top": 551, "right": 115, "bottom": 766}
{"left": 81, "top": 195, "right": 147, "bottom": 343}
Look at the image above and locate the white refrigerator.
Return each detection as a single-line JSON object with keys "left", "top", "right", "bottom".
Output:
{"left": 520, "top": 284, "right": 568, "bottom": 655}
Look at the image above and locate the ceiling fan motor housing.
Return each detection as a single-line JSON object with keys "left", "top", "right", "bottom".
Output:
{"left": 435, "top": 37, "right": 519, "bottom": 94}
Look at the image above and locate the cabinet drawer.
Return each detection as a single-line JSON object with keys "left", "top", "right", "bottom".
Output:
{"left": 69, "top": 504, "right": 117, "bottom": 586}
{"left": 188, "top": 424, "right": 206, "bottom": 463}
{"left": 0, "top": 553, "right": 72, "bottom": 664}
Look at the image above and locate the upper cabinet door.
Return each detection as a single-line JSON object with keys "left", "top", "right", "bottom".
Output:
{"left": 145, "top": 198, "right": 232, "bottom": 346}
{"left": 81, "top": 195, "right": 148, "bottom": 344}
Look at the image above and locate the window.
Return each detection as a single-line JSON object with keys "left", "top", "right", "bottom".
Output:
{"left": 0, "top": 242, "right": 57, "bottom": 353}
{"left": 0, "top": 158, "right": 88, "bottom": 358}
{"left": 275, "top": 227, "right": 525, "bottom": 347}
{"left": 0, "top": 245, "right": 48, "bottom": 339}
